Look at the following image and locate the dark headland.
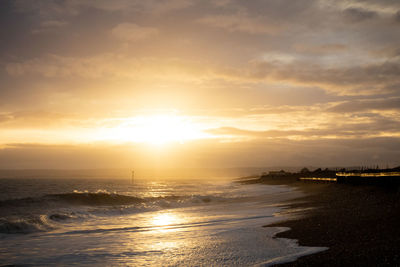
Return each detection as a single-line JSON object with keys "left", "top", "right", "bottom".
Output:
{"left": 242, "top": 166, "right": 400, "bottom": 266}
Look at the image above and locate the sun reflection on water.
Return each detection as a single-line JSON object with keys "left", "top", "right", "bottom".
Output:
{"left": 152, "top": 213, "right": 181, "bottom": 227}
{"left": 150, "top": 212, "right": 188, "bottom": 233}
{"left": 142, "top": 212, "right": 189, "bottom": 253}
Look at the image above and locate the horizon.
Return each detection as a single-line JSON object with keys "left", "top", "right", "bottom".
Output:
{"left": 1, "top": 164, "right": 398, "bottom": 181}
{"left": 1, "top": 0, "right": 400, "bottom": 171}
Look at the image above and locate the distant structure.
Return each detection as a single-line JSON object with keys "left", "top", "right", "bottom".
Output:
{"left": 299, "top": 166, "right": 400, "bottom": 184}
{"left": 336, "top": 171, "right": 400, "bottom": 184}
{"left": 268, "top": 170, "right": 287, "bottom": 176}
{"left": 131, "top": 170, "right": 135, "bottom": 184}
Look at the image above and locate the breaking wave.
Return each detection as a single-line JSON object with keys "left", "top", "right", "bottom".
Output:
{"left": 0, "top": 190, "right": 227, "bottom": 209}
{"left": 0, "top": 190, "right": 231, "bottom": 234}
{"left": 0, "top": 191, "right": 142, "bottom": 208}
{"left": 0, "top": 215, "right": 54, "bottom": 234}
{"left": 48, "top": 192, "right": 144, "bottom": 206}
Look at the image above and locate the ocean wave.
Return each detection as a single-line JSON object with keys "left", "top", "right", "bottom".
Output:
{"left": 0, "top": 215, "right": 54, "bottom": 234}
{"left": 48, "top": 192, "right": 144, "bottom": 206}
{"left": 0, "top": 192, "right": 145, "bottom": 209}
{"left": 48, "top": 212, "right": 76, "bottom": 221}
{"left": 0, "top": 190, "right": 229, "bottom": 210}
{"left": 0, "top": 191, "right": 237, "bottom": 234}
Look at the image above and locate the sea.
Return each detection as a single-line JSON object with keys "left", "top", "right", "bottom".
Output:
{"left": 0, "top": 177, "right": 326, "bottom": 266}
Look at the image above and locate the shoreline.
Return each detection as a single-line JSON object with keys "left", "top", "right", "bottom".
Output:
{"left": 259, "top": 179, "right": 400, "bottom": 266}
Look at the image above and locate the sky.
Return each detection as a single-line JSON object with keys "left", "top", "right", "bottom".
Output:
{"left": 0, "top": 0, "right": 400, "bottom": 170}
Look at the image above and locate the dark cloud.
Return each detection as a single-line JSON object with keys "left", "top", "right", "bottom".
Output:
{"left": 395, "top": 10, "right": 400, "bottom": 22}
{"left": 243, "top": 60, "right": 400, "bottom": 95}
{"left": 328, "top": 97, "right": 400, "bottom": 112}
{"left": 343, "top": 7, "right": 378, "bottom": 23}
{"left": 293, "top": 43, "right": 348, "bottom": 54}
{"left": 350, "top": 0, "right": 400, "bottom": 8}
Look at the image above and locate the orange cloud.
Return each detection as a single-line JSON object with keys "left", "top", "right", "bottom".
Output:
{"left": 111, "top": 23, "right": 159, "bottom": 42}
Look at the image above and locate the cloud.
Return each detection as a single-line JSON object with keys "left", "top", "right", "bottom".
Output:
{"left": 32, "top": 19, "right": 68, "bottom": 34}
{"left": 206, "top": 115, "right": 400, "bottom": 140}
{"left": 327, "top": 97, "right": 400, "bottom": 113}
{"left": 4, "top": 54, "right": 212, "bottom": 84}
{"left": 41, "top": 20, "right": 68, "bottom": 28}
{"left": 395, "top": 10, "right": 400, "bottom": 22}
{"left": 6, "top": 52, "right": 400, "bottom": 97}
{"left": 14, "top": 0, "right": 193, "bottom": 18}
{"left": 235, "top": 60, "right": 400, "bottom": 95}
{"left": 0, "top": 110, "right": 76, "bottom": 128}
{"left": 323, "top": 0, "right": 400, "bottom": 15}
{"left": 206, "top": 127, "right": 310, "bottom": 138}
{"left": 111, "top": 23, "right": 159, "bottom": 42}
{"left": 6, "top": 54, "right": 113, "bottom": 78}
{"left": 133, "top": 0, "right": 194, "bottom": 14}
{"left": 293, "top": 43, "right": 348, "bottom": 54}
{"left": 343, "top": 7, "right": 378, "bottom": 22}
{"left": 197, "top": 13, "right": 280, "bottom": 34}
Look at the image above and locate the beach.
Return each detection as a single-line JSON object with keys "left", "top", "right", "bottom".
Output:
{"left": 258, "top": 179, "right": 400, "bottom": 266}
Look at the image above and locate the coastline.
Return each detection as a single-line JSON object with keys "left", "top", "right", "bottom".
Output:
{"left": 259, "top": 179, "right": 400, "bottom": 266}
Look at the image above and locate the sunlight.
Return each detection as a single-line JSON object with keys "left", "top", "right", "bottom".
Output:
{"left": 95, "top": 114, "right": 212, "bottom": 145}
{"left": 152, "top": 213, "right": 180, "bottom": 227}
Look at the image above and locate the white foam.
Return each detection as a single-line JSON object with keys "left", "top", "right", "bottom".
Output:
{"left": 254, "top": 227, "right": 328, "bottom": 266}
{"left": 256, "top": 245, "right": 328, "bottom": 266}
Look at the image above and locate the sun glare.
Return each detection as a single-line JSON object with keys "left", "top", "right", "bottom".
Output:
{"left": 150, "top": 212, "right": 185, "bottom": 233}
{"left": 96, "top": 114, "right": 211, "bottom": 145}
{"left": 152, "top": 213, "right": 180, "bottom": 227}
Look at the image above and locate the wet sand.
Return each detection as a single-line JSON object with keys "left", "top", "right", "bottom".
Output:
{"left": 261, "top": 179, "right": 400, "bottom": 266}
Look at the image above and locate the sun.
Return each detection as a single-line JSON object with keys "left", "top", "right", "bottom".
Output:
{"left": 133, "top": 115, "right": 200, "bottom": 145}
{"left": 96, "top": 114, "right": 210, "bottom": 145}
